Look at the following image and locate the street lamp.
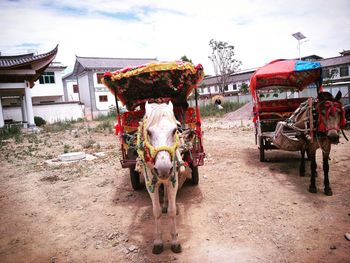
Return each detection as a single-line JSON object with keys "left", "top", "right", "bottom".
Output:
{"left": 292, "top": 32, "right": 306, "bottom": 60}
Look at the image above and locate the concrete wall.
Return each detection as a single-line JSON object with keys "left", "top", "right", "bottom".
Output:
{"left": 65, "top": 79, "right": 80, "bottom": 102}
{"left": 32, "top": 71, "right": 65, "bottom": 99}
{"left": 3, "top": 102, "right": 84, "bottom": 123}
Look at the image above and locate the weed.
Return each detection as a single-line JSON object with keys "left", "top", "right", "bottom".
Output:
{"left": 83, "top": 139, "right": 96, "bottom": 149}
{"left": 0, "top": 125, "right": 22, "bottom": 141}
{"left": 95, "top": 119, "right": 113, "bottom": 133}
{"left": 44, "top": 121, "right": 73, "bottom": 133}
{"left": 63, "top": 144, "right": 71, "bottom": 153}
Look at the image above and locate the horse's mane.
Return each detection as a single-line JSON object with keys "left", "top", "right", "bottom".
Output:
{"left": 145, "top": 103, "right": 177, "bottom": 128}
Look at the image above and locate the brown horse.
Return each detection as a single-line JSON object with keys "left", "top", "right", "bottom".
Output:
{"left": 296, "top": 91, "right": 347, "bottom": 195}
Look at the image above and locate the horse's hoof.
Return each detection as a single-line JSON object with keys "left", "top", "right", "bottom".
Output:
{"left": 309, "top": 186, "right": 317, "bottom": 193}
{"left": 162, "top": 207, "right": 167, "bottom": 214}
{"left": 171, "top": 244, "right": 182, "bottom": 253}
{"left": 324, "top": 188, "right": 333, "bottom": 196}
{"left": 299, "top": 172, "right": 305, "bottom": 177}
{"left": 152, "top": 244, "right": 164, "bottom": 254}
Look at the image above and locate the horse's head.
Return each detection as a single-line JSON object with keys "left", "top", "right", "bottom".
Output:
{"left": 143, "top": 101, "right": 179, "bottom": 179}
{"left": 317, "top": 91, "right": 346, "bottom": 144}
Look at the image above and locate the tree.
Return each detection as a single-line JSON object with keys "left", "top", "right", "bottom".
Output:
{"left": 208, "top": 39, "right": 242, "bottom": 95}
{"left": 180, "top": 55, "right": 192, "bottom": 63}
{"left": 240, "top": 82, "right": 249, "bottom": 94}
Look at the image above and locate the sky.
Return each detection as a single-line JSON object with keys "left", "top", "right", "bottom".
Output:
{"left": 1, "top": 0, "right": 349, "bottom": 75}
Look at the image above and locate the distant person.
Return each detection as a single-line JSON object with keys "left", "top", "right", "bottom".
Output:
{"left": 215, "top": 98, "right": 223, "bottom": 110}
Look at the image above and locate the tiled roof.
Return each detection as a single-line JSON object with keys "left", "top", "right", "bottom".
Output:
{"left": 320, "top": 55, "right": 350, "bottom": 67}
{"left": 202, "top": 69, "right": 255, "bottom": 86}
{"left": 0, "top": 45, "right": 58, "bottom": 69}
{"left": 76, "top": 56, "right": 157, "bottom": 70}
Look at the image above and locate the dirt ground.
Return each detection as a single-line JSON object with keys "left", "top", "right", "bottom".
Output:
{"left": 0, "top": 118, "right": 350, "bottom": 263}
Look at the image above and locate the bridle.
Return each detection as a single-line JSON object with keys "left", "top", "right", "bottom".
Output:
{"left": 316, "top": 100, "right": 346, "bottom": 133}
{"left": 136, "top": 119, "right": 180, "bottom": 164}
{"left": 136, "top": 118, "right": 181, "bottom": 193}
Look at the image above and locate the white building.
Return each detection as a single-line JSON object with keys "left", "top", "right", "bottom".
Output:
{"left": 200, "top": 51, "right": 350, "bottom": 104}
{"left": 0, "top": 46, "right": 58, "bottom": 128}
{"left": 68, "top": 56, "right": 156, "bottom": 119}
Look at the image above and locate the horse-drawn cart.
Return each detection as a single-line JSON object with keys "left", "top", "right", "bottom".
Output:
{"left": 250, "top": 59, "right": 323, "bottom": 161}
{"left": 102, "top": 61, "right": 205, "bottom": 190}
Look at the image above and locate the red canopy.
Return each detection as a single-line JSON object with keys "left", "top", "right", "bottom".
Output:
{"left": 250, "top": 59, "right": 322, "bottom": 102}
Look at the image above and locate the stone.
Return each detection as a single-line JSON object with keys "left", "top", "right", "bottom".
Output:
{"left": 128, "top": 245, "right": 138, "bottom": 252}
{"left": 58, "top": 152, "right": 86, "bottom": 162}
{"left": 345, "top": 233, "right": 350, "bottom": 241}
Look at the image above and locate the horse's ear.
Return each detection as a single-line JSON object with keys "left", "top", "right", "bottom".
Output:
{"left": 168, "top": 101, "right": 173, "bottom": 111}
{"left": 318, "top": 92, "right": 325, "bottom": 100}
{"left": 335, "top": 90, "right": 342, "bottom": 101}
{"left": 145, "top": 101, "right": 152, "bottom": 113}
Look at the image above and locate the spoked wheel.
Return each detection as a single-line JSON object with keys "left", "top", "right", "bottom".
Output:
{"left": 129, "top": 166, "right": 142, "bottom": 190}
{"left": 190, "top": 164, "right": 199, "bottom": 185}
{"left": 259, "top": 136, "right": 265, "bottom": 162}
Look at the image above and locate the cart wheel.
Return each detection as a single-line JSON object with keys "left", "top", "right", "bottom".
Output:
{"left": 130, "top": 167, "right": 142, "bottom": 190}
{"left": 259, "top": 136, "right": 265, "bottom": 162}
{"left": 190, "top": 164, "right": 199, "bottom": 185}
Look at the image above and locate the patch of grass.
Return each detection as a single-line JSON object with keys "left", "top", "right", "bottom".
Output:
{"left": 95, "top": 119, "right": 113, "bottom": 133}
{"left": 199, "top": 101, "right": 245, "bottom": 118}
{"left": 0, "top": 125, "right": 23, "bottom": 141}
{"left": 63, "top": 144, "right": 71, "bottom": 153}
{"left": 26, "top": 134, "right": 41, "bottom": 144}
{"left": 44, "top": 121, "right": 73, "bottom": 133}
{"left": 42, "top": 118, "right": 85, "bottom": 133}
{"left": 82, "top": 139, "right": 96, "bottom": 149}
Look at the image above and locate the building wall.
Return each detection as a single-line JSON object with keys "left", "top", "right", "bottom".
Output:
{"left": 65, "top": 79, "right": 80, "bottom": 101}
{"left": 93, "top": 71, "right": 116, "bottom": 112}
{"left": 3, "top": 102, "right": 84, "bottom": 123}
{"left": 32, "top": 70, "right": 64, "bottom": 100}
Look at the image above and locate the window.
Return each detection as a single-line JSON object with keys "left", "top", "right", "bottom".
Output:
{"left": 96, "top": 73, "right": 104, "bottom": 84}
{"left": 323, "top": 68, "right": 330, "bottom": 79}
{"left": 39, "top": 72, "right": 55, "bottom": 84}
{"left": 232, "top": 84, "right": 237, "bottom": 90}
{"left": 73, "top": 84, "right": 79, "bottom": 93}
{"left": 224, "top": 85, "right": 228, "bottom": 91}
{"left": 340, "top": 66, "right": 349, "bottom": 77}
{"left": 99, "top": 95, "right": 108, "bottom": 102}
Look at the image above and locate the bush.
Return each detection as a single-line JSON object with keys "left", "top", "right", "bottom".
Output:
{"left": 34, "top": 116, "right": 46, "bottom": 126}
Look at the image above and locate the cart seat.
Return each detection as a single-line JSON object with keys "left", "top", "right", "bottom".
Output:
{"left": 258, "top": 98, "right": 307, "bottom": 113}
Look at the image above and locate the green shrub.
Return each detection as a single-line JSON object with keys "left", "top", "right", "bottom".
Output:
{"left": 34, "top": 116, "right": 46, "bottom": 126}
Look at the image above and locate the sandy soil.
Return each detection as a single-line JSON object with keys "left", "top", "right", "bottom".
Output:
{"left": 0, "top": 118, "right": 350, "bottom": 263}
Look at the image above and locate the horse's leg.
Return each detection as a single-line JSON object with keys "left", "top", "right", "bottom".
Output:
{"left": 322, "top": 143, "right": 332, "bottom": 196}
{"left": 299, "top": 148, "right": 306, "bottom": 176}
{"left": 308, "top": 146, "right": 318, "bottom": 193}
{"left": 167, "top": 179, "right": 181, "bottom": 253}
{"left": 148, "top": 185, "right": 163, "bottom": 254}
{"left": 162, "top": 184, "right": 168, "bottom": 213}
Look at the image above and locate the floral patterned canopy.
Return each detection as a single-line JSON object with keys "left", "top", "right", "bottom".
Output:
{"left": 102, "top": 61, "right": 204, "bottom": 110}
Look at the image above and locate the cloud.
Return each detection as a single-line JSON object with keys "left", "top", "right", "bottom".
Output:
{"left": 0, "top": 0, "right": 349, "bottom": 75}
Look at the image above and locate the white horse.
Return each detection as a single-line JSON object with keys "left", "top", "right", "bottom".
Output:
{"left": 136, "top": 101, "right": 185, "bottom": 254}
